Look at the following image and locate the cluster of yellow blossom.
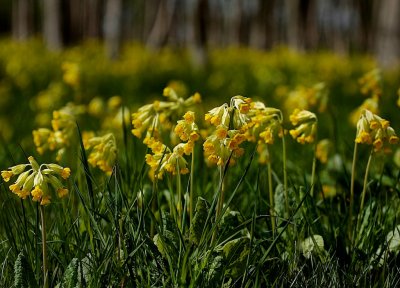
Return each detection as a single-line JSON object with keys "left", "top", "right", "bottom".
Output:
{"left": 289, "top": 109, "right": 318, "bottom": 144}
{"left": 203, "top": 96, "right": 286, "bottom": 166}
{"left": 355, "top": 109, "right": 398, "bottom": 152}
{"left": 281, "top": 83, "right": 328, "bottom": 115}
{"left": 85, "top": 133, "right": 117, "bottom": 174}
{"left": 203, "top": 96, "right": 250, "bottom": 166}
{"left": 358, "top": 69, "right": 381, "bottom": 97}
{"left": 32, "top": 103, "right": 84, "bottom": 161}
{"left": 1, "top": 156, "right": 70, "bottom": 205}
{"left": 131, "top": 86, "right": 201, "bottom": 143}
{"left": 243, "top": 102, "right": 283, "bottom": 164}
{"left": 316, "top": 139, "right": 333, "bottom": 164}
{"left": 87, "top": 96, "right": 130, "bottom": 131}
{"left": 62, "top": 61, "right": 80, "bottom": 88}
{"left": 350, "top": 69, "right": 382, "bottom": 126}
{"left": 145, "top": 111, "right": 200, "bottom": 178}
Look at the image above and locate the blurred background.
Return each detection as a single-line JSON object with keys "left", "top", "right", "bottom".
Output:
{"left": 0, "top": 0, "right": 400, "bottom": 66}
{"left": 0, "top": 0, "right": 400, "bottom": 154}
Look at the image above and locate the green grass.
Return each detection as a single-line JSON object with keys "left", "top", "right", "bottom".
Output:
{"left": 1, "top": 40, "right": 400, "bottom": 287}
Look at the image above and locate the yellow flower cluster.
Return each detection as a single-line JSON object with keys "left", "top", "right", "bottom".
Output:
{"left": 289, "top": 109, "right": 318, "bottom": 144}
{"left": 281, "top": 83, "right": 328, "bottom": 115}
{"left": 88, "top": 96, "right": 131, "bottom": 131}
{"left": 131, "top": 86, "right": 201, "bottom": 142}
{"left": 32, "top": 103, "right": 85, "bottom": 161}
{"left": 350, "top": 69, "right": 382, "bottom": 126}
{"left": 358, "top": 69, "right": 381, "bottom": 97}
{"left": 62, "top": 61, "right": 80, "bottom": 88}
{"left": 85, "top": 133, "right": 117, "bottom": 174}
{"left": 1, "top": 156, "right": 70, "bottom": 205}
{"left": 355, "top": 109, "right": 398, "bottom": 152}
{"left": 203, "top": 96, "right": 286, "bottom": 166}
{"left": 316, "top": 139, "right": 333, "bottom": 164}
{"left": 203, "top": 96, "right": 251, "bottom": 166}
{"left": 145, "top": 111, "right": 200, "bottom": 178}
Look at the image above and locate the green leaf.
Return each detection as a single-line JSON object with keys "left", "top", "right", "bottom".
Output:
{"left": 61, "top": 258, "right": 79, "bottom": 288}
{"left": 189, "top": 197, "right": 210, "bottom": 245}
{"left": 301, "top": 235, "right": 325, "bottom": 259}
{"left": 14, "top": 252, "right": 36, "bottom": 288}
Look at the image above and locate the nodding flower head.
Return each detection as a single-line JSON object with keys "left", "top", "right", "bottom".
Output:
{"left": 85, "top": 133, "right": 118, "bottom": 174}
{"left": 355, "top": 109, "right": 399, "bottom": 152}
{"left": 132, "top": 87, "right": 201, "bottom": 147}
{"left": 1, "top": 156, "right": 71, "bottom": 205}
{"left": 205, "top": 103, "right": 230, "bottom": 127}
{"left": 289, "top": 109, "right": 318, "bottom": 144}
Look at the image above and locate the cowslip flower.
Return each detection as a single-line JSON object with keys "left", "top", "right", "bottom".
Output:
{"left": 289, "top": 109, "right": 318, "bottom": 144}
{"left": 32, "top": 103, "right": 84, "bottom": 161}
{"left": 132, "top": 87, "right": 201, "bottom": 145}
{"left": 316, "top": 139, "right": 333, "bottom": 164}
{"left": 1, "top": 156, "right": 71, "bottom": 205}
{"left": 358, "top": 69, "right": 382, "bottom": 97}
{"left": 283, "top": 83, "right": 328, "bottom": 115}
{"left": 62, "top": 61, "right": 80, "bottom": 88}
{"left": 245, "top": 102, "right": 283, "bottom": 145}
{"left": 355, "top": 109, "right": 398, "bottom": 152}
{"left": 85, "top": 133, "right": 117, "bottom": 174}
{"left": 174, "top": 111, "right": 200, "bottom": 142}
{"left": 205, "top": 103, "right": 230, "bottom": 127}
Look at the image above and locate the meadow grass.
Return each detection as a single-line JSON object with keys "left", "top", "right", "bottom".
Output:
{"left": 1, "top": 40, "right": 400, "bottom": 287}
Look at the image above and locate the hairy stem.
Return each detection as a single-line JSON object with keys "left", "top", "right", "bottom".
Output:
{"left": 40, "top": 206, "right": 48, "bottom": 288}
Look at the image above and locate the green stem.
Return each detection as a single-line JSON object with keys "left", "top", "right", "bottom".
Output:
{"left": 349, "top": 143, "right": 358, "bottom": 243}
{"left": 150, "top": 177, "right": 158, "bottom": 238}
{"left": 216, "top": 166, "right": 225, "bottom": 221}
{"left": 356, "top": 149, "right": 374, "bottom": 235}
{"left": 40, "top": 206, "right": 48, "bottom": 288}
{"left": 177, "top": 160, "right": 182, "bottom": 230}
{"left": 266, "top": 146, "right": 275, "bottom": 234}
{"left": 282, "top": 129, "right": 289, "bottom": 219}
{"left": 310, "top": 140, "right": 317, "bottom": 197}
{"left": 189, "top": 149, "right": 195, "bottom": 227}
{"left": 213, "top": 166, "right": 225, "bottom": 243}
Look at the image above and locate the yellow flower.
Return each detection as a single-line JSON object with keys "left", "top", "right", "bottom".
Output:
{"left": 205, "top": 103, "right": 230, "bottom": 127}
{"left": 174, "top": 111, "right": 199, "bottom": 142}
{"left": 40, "top": 195, "right": 51, "bottom": 206}
{"left": 289, "top": 109, "right": 317, "bottom": 144}
{"left": 61, "top": 168, "right": 71, "bottom": 179}
{"left": 316, "top": 139, "right": 333, "bottom": 164}
{"left": 1, "top": 170, "right": 13, "bottom": 182}
{"left": 31, "top": 186, "right": 43, "bottom": 202}
{"left": 355, "top": 109, "right": 399, "bottom": 152}
{"left": 57, "top": 188, "right": 69, "bottom": 198}
{"left": 3, "top": 156, "right": 70, "bottom": 203}
{"left": 86, "top": 133, "right": 117, "bottom": 174}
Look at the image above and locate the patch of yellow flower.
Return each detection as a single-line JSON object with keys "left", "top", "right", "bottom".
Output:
{"left": 289, "top": 109, "right": 317, "bottom": 144}
{"left": 355, "top": 109, "right": 398, "bottom": 152}
{"left": 1, "top": 156, "right": 70, "bottom": 205}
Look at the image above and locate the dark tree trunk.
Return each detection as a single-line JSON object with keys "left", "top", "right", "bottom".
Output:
{"left": 43, "top": 0, "right": 62, "bottom": 50}
{"left": 12, "top": 0, "right": 34, "bottom": 41}
{"left": 104, "top": 0, "right": 122, "bottom": 59}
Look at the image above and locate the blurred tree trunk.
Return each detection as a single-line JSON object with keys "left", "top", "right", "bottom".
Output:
{"left": 104, "top": 0, "right": 122, "bottom": 59}
{"left": 146, "top": 0, "right": 177, "bottom": 48}
{"left": 43, "top": 0, "right": 62, "bottom": 50}
{"left": 184, "top": 0, "right": 207, "bottom": 67}
{"left": 84, "top": 0, "right": 101, "bottom": 39}
{"left": 249, "top": 0, "right": 274, "bottom": 49}
{"left": 375, "top": 0, "right": 400, "bottom": 67}
{"left": 12, "top": 0, "right": 34, "bottom": 40}
{"left": 285, "top": 0, "right": 300, "bottom": 50}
